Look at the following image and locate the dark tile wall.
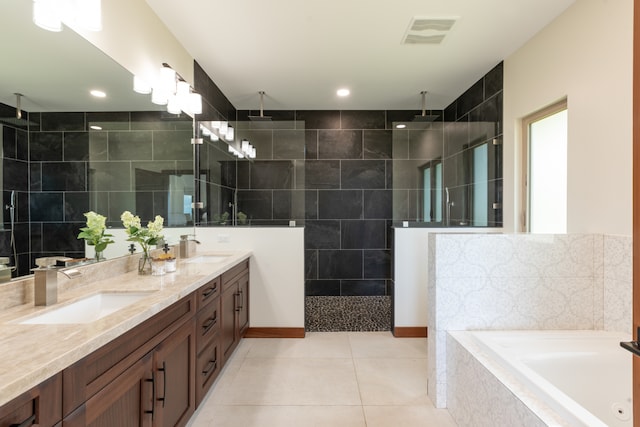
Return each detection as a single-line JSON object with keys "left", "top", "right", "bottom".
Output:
{"left": 0, "top": 105, "right": 193, "bottom": 276}
{"left": 302, "top": 110, "right": 395, "bottom": 298}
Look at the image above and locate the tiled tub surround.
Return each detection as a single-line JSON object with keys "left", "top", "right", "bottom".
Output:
{"left": 426, "top": 233, "right": 632, "bottom": 408}
{"left": 0, "top": 249, "right": 251, "bottom": 407}
{"left": 447, "top": 330, "right": 632, "bottom": 427}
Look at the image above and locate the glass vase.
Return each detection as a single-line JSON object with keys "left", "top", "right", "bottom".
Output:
{"left": 138, "top": 253, "right": 152, "bottom": 275}
{"left": 94, "top": 250, "right": 104, "bottom": 262}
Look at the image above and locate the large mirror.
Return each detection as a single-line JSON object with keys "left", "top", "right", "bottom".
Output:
{"left": 0, "top": 2, "right": 201, "bottom": 277}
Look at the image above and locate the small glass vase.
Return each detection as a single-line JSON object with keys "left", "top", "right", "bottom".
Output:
{"left": 138, "top": 253, "right": 152, "bottom": 275}
{"left": 94, "top": 250, "right": 104, "bottom": 262}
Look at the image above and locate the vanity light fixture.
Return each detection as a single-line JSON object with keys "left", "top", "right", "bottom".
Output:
{"left": 135, "top": 64, "right": 203, "bottom": 117}
{"left": 219, "top": 121, "right": 228, "bottom": 135}
{"left": 33, "top": 0, "right": 102, "bottom": 32}
{"left": 201, "top": 121, "right": 252, "bottom": 156}
{"left": 166, "top": 95, "right": 181, "bottom": 115}
{"left": 225, "top": 126, "right": 234, "bottom": 142}
{"left": 188, "top": 93, "right": 203, "bottom": 115}
{"left": 133, "top": 76, "right": 152, "bottom": 94}
{"left": 151, "top": 87, "right": 168, "bottom": 106}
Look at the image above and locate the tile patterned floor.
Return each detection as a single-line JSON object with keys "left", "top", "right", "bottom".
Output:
{"left": 188, "top": 332, "right": 457, "bottom": 427}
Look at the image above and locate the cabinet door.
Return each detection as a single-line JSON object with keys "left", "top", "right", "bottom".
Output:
{"left": 0, "top": 373, "right": 61, "bottom": 427}
{"left": 221, "top": 284, "right": 238, "bottom": 360}
{"left": 64, "top": 353, "right": 153, "bottom": 427}
{"left": 195, "top": 338, "right": 221, "bottom": 406}
{"left": 238, "top": 273, "right": 249, "bottom": 336}
{"left": 153, "top": 319, "right": 195, "bottom": 427}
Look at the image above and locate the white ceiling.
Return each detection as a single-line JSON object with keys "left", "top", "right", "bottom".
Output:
{"left": 146, "top": 0, "right": 576, "bottom": 111}
{"left": 0, "top": 1, "right": 576, "bottom": 114}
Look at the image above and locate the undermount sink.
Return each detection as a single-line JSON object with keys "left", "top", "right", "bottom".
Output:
{"left": 18, "top": 292, "right": 154, "bottom": 325}
{"left": 185, "top": 255, "right": 230, "bottom": 264}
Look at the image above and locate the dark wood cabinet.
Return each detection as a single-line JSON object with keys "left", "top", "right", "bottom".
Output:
{"left": 62, "top": 295, "right": 196, "bottom": 427}
{"left": 152, "top": 319, "right": 195, "bottom": 427}
{"left": 63, "top": 353, "right": 153, "bottom": 427}
{"left": 0, "top": 373, "right": 62, "bottom": 427}
{"left": 220, "top": 260, "right": 250, "bottom": 362}
{"left": 1, "top": 257, "right": 249, "bottom": 427}
{"left": 195, "top": 278, "right": 222, "bottom": 406}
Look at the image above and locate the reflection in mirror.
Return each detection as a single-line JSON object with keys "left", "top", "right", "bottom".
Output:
{"left": 0, "top": 3, "right": 195, "bottom": 278}
{"left": 195, "top": 107, "right": 306, "bottom": 227}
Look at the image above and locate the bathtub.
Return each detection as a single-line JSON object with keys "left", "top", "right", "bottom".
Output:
{"left": 448, "top": 330, "right": 632, "bottom": 427}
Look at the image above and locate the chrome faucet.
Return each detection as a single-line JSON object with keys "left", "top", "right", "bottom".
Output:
{"left": 33, "top": 267, "right": 82, "bottom": 306}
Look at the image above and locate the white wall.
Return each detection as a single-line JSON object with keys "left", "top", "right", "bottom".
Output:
{"left": 503, "top": 0, "right": 633, "bottom": 235}
{"left": 69, "top": 0, "right": 194, "bottom": 88}
{"left": 194, "top": 227, "right": 305, "bottom": 329}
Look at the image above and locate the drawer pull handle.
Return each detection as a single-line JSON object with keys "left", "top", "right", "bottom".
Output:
{"left": 157, "top": 361, "right": 167, "bottom": 408}
{"left": 202, "top": 359, "right": 217, "bottom": 376}
{"left": 202, "top": 285, "right": 217, "bottom": 298}
{"left": 144, "top": 373, "right": 155, "bottom": 420}
{"left": 234, "top": 292, "right": 241, "bottom": 312}
{"left": 202, "top": 315, "right": 217, "bottom": 334}
{"left": 10, "top": 414, "right": 36, "bottom": 427}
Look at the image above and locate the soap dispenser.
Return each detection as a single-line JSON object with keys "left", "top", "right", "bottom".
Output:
{"left": 180, "top": 235, "right": 197, "bottom": 258}
{"left": 163, "top": 243, "right": 176, "bottom": 272}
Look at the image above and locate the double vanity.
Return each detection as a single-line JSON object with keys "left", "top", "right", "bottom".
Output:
{"left": 0, "top": 250, "right": 251, "bottom": 427}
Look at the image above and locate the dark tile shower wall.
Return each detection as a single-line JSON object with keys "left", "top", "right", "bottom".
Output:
{"left": 301, "top": 110, "right": 394, "bottom": 300}
{"left": 7, "top": 110, "right": 192, "bottom": 275}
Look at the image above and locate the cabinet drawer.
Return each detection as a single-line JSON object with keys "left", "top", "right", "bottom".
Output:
{"left": 196, "top": 277, "right": 220, "bottom": 311}
{"left": 196, "top": 296, "right": 221, "bottom": 353}
{"left": 0, "top": 373, "right": 61, "bottom": 427}
{"left": 195, "top": 338, "right": 220, "bottom": 407}
{"left": 221, "top": 259, "right": 249, "bottom": 291}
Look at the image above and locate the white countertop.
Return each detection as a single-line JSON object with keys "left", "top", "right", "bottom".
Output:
{"left": 0, "top": 250, "right": 252, "bottom": 407}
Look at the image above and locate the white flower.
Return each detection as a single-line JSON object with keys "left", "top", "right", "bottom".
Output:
{"left": 147, "top": 215, "right": 164, "bottom": 237}
{"left": 85, "top": 211, "right": 106, "bottom": 231}
{"left": 121, "top": 211, "right": 141, "bottom": 231}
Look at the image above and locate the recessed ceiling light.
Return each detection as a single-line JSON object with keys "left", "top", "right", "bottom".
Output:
{"left": 90, "top": 89, "right": 106, "bottom": 98}
{"left": 90, "top": 125, "right": 102, "bottom": 130}
{"left": 337, "top": 88, "right": 350, "bottom": 97}
{"left": 396, "top": 123, "right": 407, "bottom": 129}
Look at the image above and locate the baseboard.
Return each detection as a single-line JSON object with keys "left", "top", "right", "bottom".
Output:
{"left": 244, "top": 327, "right": 306, "bottom": 338}
{"left": 393, "top": 327, "right": 428, "bottom": 338}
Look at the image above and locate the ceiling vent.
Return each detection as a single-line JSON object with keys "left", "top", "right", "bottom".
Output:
{"left": 402, "top": 17, "right": 457, "bottom": 45}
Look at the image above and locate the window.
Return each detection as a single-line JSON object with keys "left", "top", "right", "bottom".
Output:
{"left": 472, "top": 143, "right": 489, "bottom": 226}
{"left": 522, "top": 100, "right": 568, "bottom": 233}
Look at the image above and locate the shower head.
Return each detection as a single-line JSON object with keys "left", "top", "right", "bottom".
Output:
{"left": 248, "top": 91, "right": 272, "bottom": 121}
{"left": 413, "top": 91, "right": 439, "bottom": 122}
{"left": 0, "top": 94, "right": 38, "bottom": 127}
